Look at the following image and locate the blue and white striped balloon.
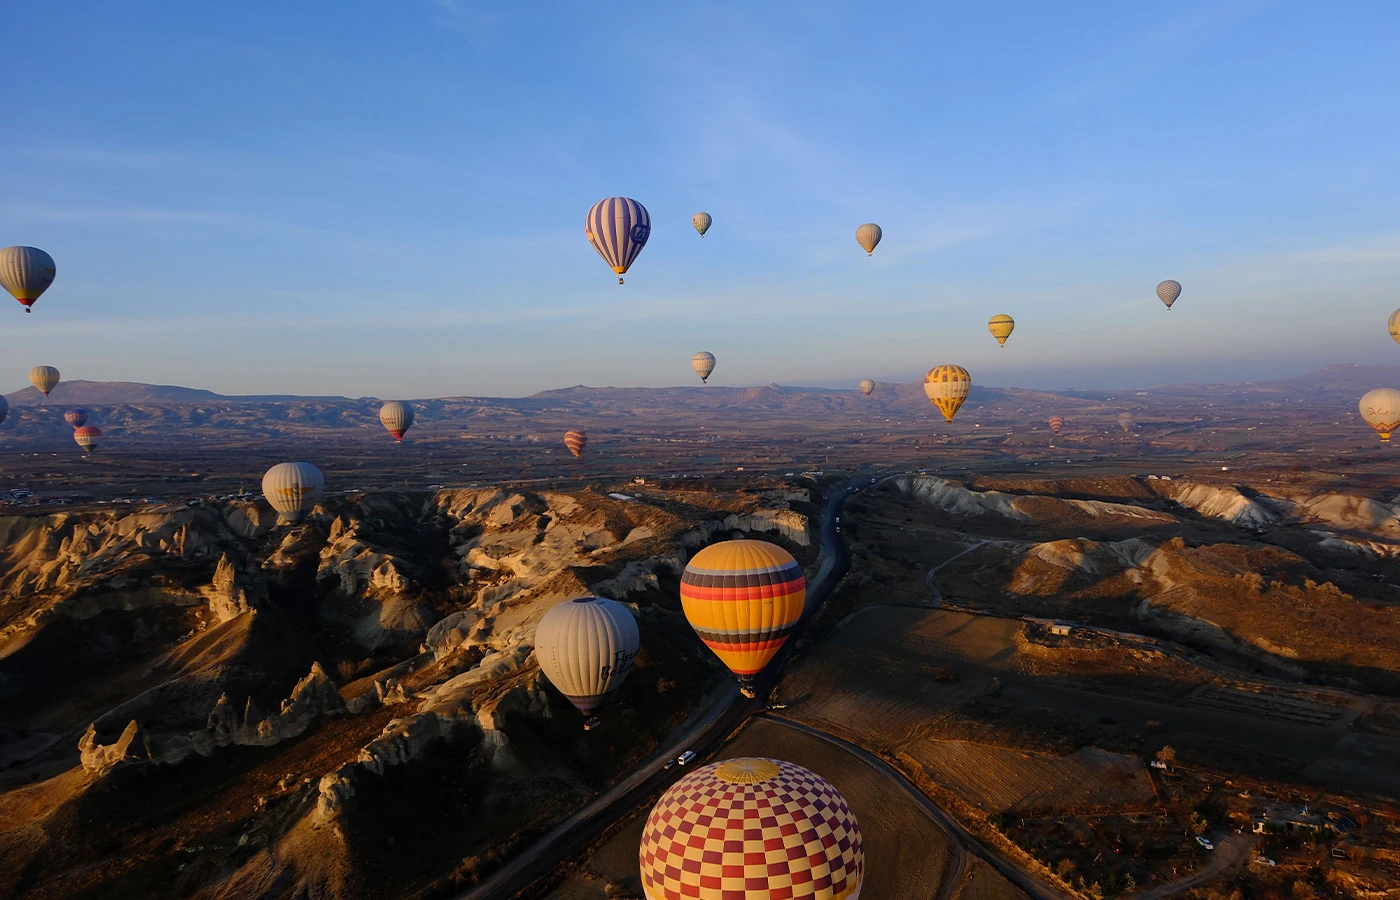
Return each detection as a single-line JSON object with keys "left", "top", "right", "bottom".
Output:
{"left": 585, "top": 197, "right": 650, "bottom": 284}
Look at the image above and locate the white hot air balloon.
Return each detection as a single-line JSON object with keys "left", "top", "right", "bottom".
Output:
{"left": 262, "top": 462, "right": 325, "bottom": 524}
{"left": 0, "top": 246, "right": 56, "bottom": 312}
{"left": 855, "top": 223, "right": 882, "bottom": 256}
{"left": 858, "top": 379, "right": 874, "bottom": 396}
{"left": 692, "top": 212, "right": 712, "bottom": 237}
{"left": 1157, "top": 280, "right": 1182, "bottom": 310}
{"left": 534, "top": 595, "right": 640, "bottom": 727}
{"left": 29, "top": 366, "right": 60, "bottom": 397}
{"left": 691, "top": 351, "right": 716, "bottom": 383}
{"left": 1359, "top": 389, "right": 1400, "bottom": 443}
{"left": 379, "top": 401, "right": 414, "bottom": 442}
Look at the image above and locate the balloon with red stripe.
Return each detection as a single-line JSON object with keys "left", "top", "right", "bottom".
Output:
{"left": 73, "top": 425, "right": 102, "bottom": 453}
{"left": 564, "top": 429, "right": 587, "bottom": 459}
{"left": 679, "top": 539, "right": 804, "bottom": 698}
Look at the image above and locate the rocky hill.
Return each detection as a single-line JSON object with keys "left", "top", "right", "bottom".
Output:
{"left": 0, "top": 483, "right": 814, "bottom": 898}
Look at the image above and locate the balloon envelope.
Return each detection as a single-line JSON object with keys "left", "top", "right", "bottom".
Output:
{"left": 0, "top": 246, "right": 56, "bottom": 312}
{"left": 640, "top": 757, "right": 864, "bottom": 900}
{"left": 1048, "top": 415, "right": 1064, "bottom": 434}
{"left": 535, "top": 596, "right": 640, "bottom": 717}
{"left": 29, "top": 366, "right": 59, "bottom": 397}
{"left": 692, "top": 212, "right": 711, "bottom": 237}
{"left": 73, "top": 425, "right": 101, "bottom": 453}
{"left": 1118, "top": 412, "right": 1134, "bottom": 432}
{"left": 378, "top": 401, "right": 414, "bottom": 442}
{"left": 0, "top": 395, "right": 7, "bottom": 427}
{"left": 858, "top": 379, "right": 875, "bottom": 396}
{"left": 1359, "top": 389, "right": 1400, "bottom": 442}
{"left": 586, "top": 197, "right": 651, "bottom": 283}
{"left": 691, "top": 351, "right": 716, "bottom": 383}
{"left": 1388, "top": 309, "right": 1400, "bottom": 348}
{"left": 679, "top": 540, "right": 804, "bottom": 695}
{"left": 923, "top": 365, "right": 971, "bottom": 422}
{"left": 1156, "top": 280, "right": 1181, "bottom": 310}
{"left": 65, "top": 408, "right": 88, "bottom": 428}
{"left": 564, "top": 429, "right": 587, "bottom": 458}
{"left": 855, "top": 223, "right": 882, "bottom": 256}
{"left": 262, "top": 462, "right": 325, "bottom": 524}
{"left": 987, "top": 314, "right": 1015, "bottom": 346}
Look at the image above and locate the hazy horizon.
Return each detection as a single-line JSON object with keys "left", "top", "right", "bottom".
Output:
{"left": 4, "top": 3, "right": 1399, "bottom": 397}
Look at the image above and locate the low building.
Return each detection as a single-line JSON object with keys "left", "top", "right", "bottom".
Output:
{"left": 1049, "top": 622, "right": 1073, "bottom": 636}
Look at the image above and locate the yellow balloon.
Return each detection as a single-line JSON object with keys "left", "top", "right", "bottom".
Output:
{"left": 987, "top": 314, "right": 1014, "bottom": 347}
{"left": 923, "top": 365, "right": 971, "bottom": 422}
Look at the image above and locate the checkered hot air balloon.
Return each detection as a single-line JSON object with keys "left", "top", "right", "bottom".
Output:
{"left": 261, "top": 462, "right": 324, "bottom": 525}
{"left": 564, "top": 429, "right": 587, "bottom": 459}
{"left": 73, "top": 425, "right": 101, "bottom": 454}
{"left": 922, "top": 365, "right": 971, "bottom": 423}
{"left": 29, "top": 366, "right": 59, "bottom": 397}
{"left": 679, "top": 540, "right": 804, "bottom": 698}
{"left": 586, "top": 197, "right": 650, "bottom": 284}
{"left": 378, "top": 401, "right": 414, "bottom": 442}
{"left": 0, "top": 246, "right": 56, "bottom": 313}
{"left": 1156, "top": 280, "right": 1181, "bottom": 310}
{"left": 65, "top": 408, "right": 89, "bottom": 428}
{"left": 639, "top": 757, "right": 864, "bottom": 900}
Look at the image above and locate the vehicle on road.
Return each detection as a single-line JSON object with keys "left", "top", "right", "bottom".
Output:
{"left": 1196, "top": 836, "right": 1215, "bottom": 850}
{"left": 677, "top": 750, "right": 696, "bottom": 766}
{"left": 664, "top": 759, "right": 676, "bottom": 770}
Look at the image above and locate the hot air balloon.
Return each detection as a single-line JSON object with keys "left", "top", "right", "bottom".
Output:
{"left": 1359, "top": 389, "right": 1400, "bottom": 443}
{"left": 378, "top": 401, "right": 414, "bottom": 442}
{"left": 1118, "top": 412, "right": 1134, "bottom": 432}
{"left": 692, "top": 212, "right": 712, "bottom": 237}
{"left": 639, "top": 757, "right": 864, "bottom": 900}
{"left": 1048, "top": 415, "right": 1065, "bottom": 435}
{"left": 691, "top": 351, "right": 716, "bottom": 383}
{"left": 0, "top": 395, "right": 8, "bottom": 427}
{"left": 859, "top": 379, "right": 875, "bottom": 396}
{"left": 586, "top": 197, "right": 651, "bottom": 284}
{"left": 262, "top": 462, "right": 325, "bottom": 524}
{"left": 564, "top": 429, "right": 587, "bottom": 459}
{"left": 534, "top": 596, "right": 640, "bottom": 727}
{"left": 1156, "top": 280, "right": 1181, "bottom": 310}
{"left": 679, "top": 540, "right": 804, "bottom": 698}
{"left": 923, "top": 365, "right": 971, "bottom": 423}
{"left": 855, "top": 223, "right": 882, "bottom": 256}
{"left": 65, "top": 408, "right": 88, "bottom": 428}
{"left": 987, "top": 314, "right": 1015, "bottom": 347}
{"left": 0, "top": 246, "right": 56, "bottom": 313}
{"left": 29, "top": 366, "right": 59, "bottom": 397}
{"left": 1388, "top": 309, "right": 1400, "bottom": 348}
{"left": 73, "top": 425, "right": 101, "bottom": 453}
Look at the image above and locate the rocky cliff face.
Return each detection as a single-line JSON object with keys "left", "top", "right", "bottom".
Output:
{"left": 0, "top": 483, "right": 810, "bottom": 899}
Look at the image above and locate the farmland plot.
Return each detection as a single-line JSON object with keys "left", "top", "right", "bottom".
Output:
{"left": 903, "top": 740, "right": 1155, "bottom": 814}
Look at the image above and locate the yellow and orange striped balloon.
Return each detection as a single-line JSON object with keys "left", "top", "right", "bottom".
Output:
{"left": 922, "top": 364, "right": 971, "bottom": 422}
{"left": 564, "top": 429, "right": 587, "bottom": 458}
{"left": 679, "top": 540, "right": 804, "bottom": 696}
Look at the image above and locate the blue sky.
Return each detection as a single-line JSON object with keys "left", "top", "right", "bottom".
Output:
{"left": 3, "top": 1, "right": 1398, "bottom": 397}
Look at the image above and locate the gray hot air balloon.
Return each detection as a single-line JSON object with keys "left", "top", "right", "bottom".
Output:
{"left": 379, "top": 401, "right": 414, "bottom": 442}
{"left": 691, "top": 351, "right": 716, "bottom": 383}
{"left": 858, "top": 379, "right": 874, "bottom": 396}
{"left": 0, "top": 246, "right": 56, "bottom": 313}
{"left": 1156, "top": 280, "right": 1181, "bottom": 310}
{"left": 0, "top": 394, "right": 8, "bottom": 427}
{"left": 29, "top": 366, "right": 60, "bottom": 397}
{"left": 692, "top": 212, "right": 712, "bottom": 237}
{"left": 1118, "top": 412, "right": 1134, "bottom": 432}
{"left": 855, "top": 223, "right": 882, "bottom": 256}
{"left": 262, "top": 462, "right": 325, "bottom": 524}
{"left": 534, "top": 595, "right": 640, "bottom": 727}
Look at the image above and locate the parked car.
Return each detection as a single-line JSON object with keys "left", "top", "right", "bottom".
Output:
{"left": 1196, "top": 836, "right": 1214, "bottom": 851}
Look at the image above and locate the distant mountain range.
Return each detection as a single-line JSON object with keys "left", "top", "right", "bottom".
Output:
{"left": 8, "top": 364, "right": 1398, "bottom": 408}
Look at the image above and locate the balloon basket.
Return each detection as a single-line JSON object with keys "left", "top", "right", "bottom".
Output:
{"left": 583, "top": 717, "right": 601, "bottom": 730}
